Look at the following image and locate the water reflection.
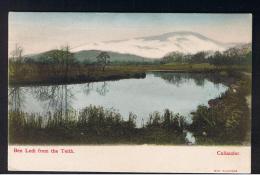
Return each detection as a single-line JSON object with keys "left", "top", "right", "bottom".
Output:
{"left": 82, "top": 83, "right": 93, "bottom": 96}
{"left": 9, "top": 87, "right": 24, "bottom": 112}
{"left": 9, "top": 81, "right": 110, "bottom": 114}
{"left": 152, "top": 72, "right": 229, "bottom": 88}
{"left": 96, "top": 82, "right": 109, "bottom": 96}
{"left": 30, "top": 85, "right": 74, "bottom": 120}
{"left": 8, "top": 72, "right": 228, "bottom": 126}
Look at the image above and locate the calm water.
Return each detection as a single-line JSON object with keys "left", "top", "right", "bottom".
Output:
{"left": 9, "top": 72, "right": 228, "bottom": 126}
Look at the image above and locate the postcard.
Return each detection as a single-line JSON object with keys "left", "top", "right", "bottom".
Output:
{"left": 8, "top": 12, "right": 252, "bottom": 173}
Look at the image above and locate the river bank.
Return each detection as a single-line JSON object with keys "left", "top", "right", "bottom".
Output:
{"left": 9, "top": 63, "right": 250, "bottom": 86}
{"left": 189, "top": 71, "right": 251, "bottom": 145}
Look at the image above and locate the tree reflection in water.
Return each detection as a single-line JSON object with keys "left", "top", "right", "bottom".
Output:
{"left": 96, "top": 82, "right": 109, "bottom": 96}
{"left": 9, "top": 87, "right": 25, "bottom": 112}
{"left": 9, "top": 81, "right": 110, "bottom": 122}
{"left": 82, "top": 83, "right": 93, "bottom": 96}
{"left": 152, "top": 72, "right": 234, "bottom": 88}
{"left": 82, "top": 82, "right": 109, "bottom": 96}
{"left": 30, "top": 85, "right": 74, "bottom": 120}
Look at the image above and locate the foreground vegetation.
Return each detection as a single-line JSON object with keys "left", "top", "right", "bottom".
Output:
{"left": 9, "top": 106, "right": 186, "bottom": 144}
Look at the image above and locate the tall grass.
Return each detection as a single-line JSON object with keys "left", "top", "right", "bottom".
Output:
{"left": 9, "top": 106, "right": 187, "bottom": 144}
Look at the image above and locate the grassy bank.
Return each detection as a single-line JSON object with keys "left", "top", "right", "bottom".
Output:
{"left": 9, "top": 63, "right": 146, "bottom": 86}
{"left": 189, "top": 71, "right": 251, "bottom": 145}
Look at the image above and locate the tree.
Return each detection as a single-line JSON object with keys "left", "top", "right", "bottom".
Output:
{"left": 47, "top": 45, "right": 75, "bottom": 77}
{"left": 9, "top": 44, "right": 24, "bottom": 77}
{"left": 161, "top": 51, "right": 184, "bottom": 64}
{"left": 96, "top": 52, "right": 110, "bottom": 71}
{"left": 10, "top": 44, "right": 24, "bottom": 62}
{"left": 190, "top": 51, "right": 207, "bottom": 64}
{"left": 62, "top": 45, "right": 71, "bottom": 79}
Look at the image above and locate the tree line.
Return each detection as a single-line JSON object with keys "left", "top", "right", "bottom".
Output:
{"left": 161, "top": 45, "right": 252, "bottom": 66}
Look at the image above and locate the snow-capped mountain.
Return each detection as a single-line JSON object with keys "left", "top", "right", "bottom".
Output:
{"left": 72, "top": 31, "right": 238, "bottom": 59}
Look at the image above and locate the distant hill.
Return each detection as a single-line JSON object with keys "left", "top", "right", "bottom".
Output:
{"left": 74, "top": 50, "right": 154, "bottom": 63}
{"left": 26, "top": 49, "right": 155, "bottom": 64}
{"left": 28, "top": 49, "right": 62, "bottom": 61}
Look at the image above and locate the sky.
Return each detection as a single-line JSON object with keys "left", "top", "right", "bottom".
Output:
{"left": 9, "top": 12, "right": 252, "bottom": 55}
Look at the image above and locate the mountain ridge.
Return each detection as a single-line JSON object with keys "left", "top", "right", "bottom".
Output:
{"left": 71, "top": 31, "right": 244, "bottom": 58}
